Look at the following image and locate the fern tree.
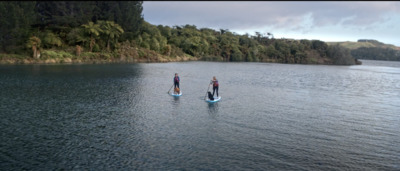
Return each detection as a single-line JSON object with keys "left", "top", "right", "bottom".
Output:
{"left": 26, "top": 36, "right": 41, "bottom": 58}
{"left": 43, "top": 31, "right": 62, "bottom": 48}
{"left": 99, "top": 20, "right": 124, "bottom": 51}
{"left": 82, "top": 21, "right": 101, "bottom": 52}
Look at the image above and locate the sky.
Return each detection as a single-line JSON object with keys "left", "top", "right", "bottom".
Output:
{"left": 142, "top": 1, "right": 400, "bottom": 47}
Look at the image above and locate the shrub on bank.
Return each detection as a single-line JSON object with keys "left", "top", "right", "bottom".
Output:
{"left": 41, "top": 50, "right": 74, "bottom": 59}
{"left": 201, "top": 56, "right": 223, "bottom": 61}
{"left": 0, "top": 53, "right": 28, "bottom": 60}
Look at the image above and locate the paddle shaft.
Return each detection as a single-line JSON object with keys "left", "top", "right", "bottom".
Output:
{"left": 204, "top": 81, "right": 212, "bottom": 100}
{"left": 167, "top": 84, "right": 174, "bottom": 94}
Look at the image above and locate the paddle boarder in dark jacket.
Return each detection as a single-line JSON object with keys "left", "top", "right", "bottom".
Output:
{"left": 174, "top": 73, "right": 180, "bottom": 89}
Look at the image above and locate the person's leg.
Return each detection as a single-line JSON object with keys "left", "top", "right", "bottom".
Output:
{"left": 216, "top": 86, "right": 219, "bottom": 97}
{"left": 174, "top": 82, "right": 179, "bottom": 88}
{"left": 212, "top": 86, "right": 216, "bottom": 97}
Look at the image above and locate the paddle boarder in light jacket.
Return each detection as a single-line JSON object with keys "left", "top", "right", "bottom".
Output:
{"left": 210, "top": 76, "right": 219, "bottom": 97}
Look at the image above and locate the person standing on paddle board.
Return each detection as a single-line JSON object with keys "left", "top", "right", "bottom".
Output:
{"left": 210, "top": 76, "right": 219, "bottom": 97}
{"left": 174, "top": 73, "right": 180, "bottom": 89}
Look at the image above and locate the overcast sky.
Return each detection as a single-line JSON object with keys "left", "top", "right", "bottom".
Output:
{"left": 143, "top": 1, "right": 400, "bottom": 46}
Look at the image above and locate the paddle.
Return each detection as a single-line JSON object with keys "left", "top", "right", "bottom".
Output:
{"left": 204, "top": 81, "right": 212, "bottom": 100}
{"left": 167, "top": 84, "right": 174, "bottom": 94}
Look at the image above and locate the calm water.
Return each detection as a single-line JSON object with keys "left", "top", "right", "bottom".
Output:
{"left": 1, "top": 60, "right": 399, "bottom": 170}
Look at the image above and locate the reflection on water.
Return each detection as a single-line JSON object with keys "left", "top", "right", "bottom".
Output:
{"left": 1, "top": 60, "right": 399, "bottom": 170}
{"left": 172, "top": 96, "right": 180, "bottom": 107}
{"left": 207, "top": 103, "right": 219, "bottom": 117}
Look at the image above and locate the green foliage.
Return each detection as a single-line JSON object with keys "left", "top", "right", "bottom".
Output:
{"left": 150, "top": 37, "right": 160, "bottom": 53}
{"left": 311, "top": 40, "right": 328, "bottom": 57}
{"left": 82, "top": 22, "right": 101, "bottom": 37}
{"left": 266, "top": 45, "right": 278, "bottom": 59}
{"left": 158, "top": 25, "right": 172, "bottom": 39}
{"left": 35, "top": 1, "right": 96, "bottom": 28}
{"left": 98, "top": 20, "right": 124, "bottom": 51}
{"left": 0, "top": 1, "right": 36, "bottom": 53}
{"left": 41, "top": 50, "right": 73, "bottom": 59}
{"left": 1, "top": 1, "right": 367, "bottom": 65}
{"left": 139, "top": 21, "right": 167, "bottom": 53}
{"left": 0, "top": 1, "right": 143, "bottom": 52}
{"left": 300, "top": 39, "right": 312, "bottom": 50}
{"left": 26, "top": 36, "right": 41, "bottom": 49}
{"left": 0, "top": 53, "right": 28, "bottom": 60}
{"left": 202, "top": 56, "right": 223, "bottom": 61}
{"left": 137, "top": 49, "right": 145, "bottom": 58}
{"left": 231, "top": 47, "right": 243, "bottom": 61}
{"left": 95, "top": 1, "right": 143, "bottom": 37}
{"left": 327, "top": 44, "right": 355, "bottom": 65}
{"left": 92, "top": 44, "right": 101, "bottom": 52}
{"left": 327, "top": 40, "right": 400, "bottom": 61}
{"left": 351, "top": 47, "right": 400, "bottom": 61}
{"left": 66, "top": 28, "right": 87, "bottom": 46}
{"left": 82, "top": 21, "right": 102, "bottom": 52}
{"left": 169, "top": 45, "right": 185, "bottom": 57}
{"left": 42, "top": 31, "right": 63, "bottom": 48}
{"left": 295, "top": 52, "right": 307, "bottom": 64}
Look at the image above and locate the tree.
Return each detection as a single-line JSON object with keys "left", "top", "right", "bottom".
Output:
{"left": 35, "top": 1, "right": 96, "bottom": 28}
{"left": 82, "top": 21, "right": 102, "bottom": 52}
{"left": 150, "top": 37, "right": 160, "bottom": 53}
{"left": 266, "top": 45, "right": 278, "bottom": 60}
{"left": 255, "top": 32, "right": 262, "bottom": 41}
{"left": 158, "top": 25, "right": 172, "bottom": 39}
{"left": 220, "top": 29, "right": 228, "bottom": 35}
{"left": 231, "top": 46, "right": 243, "bottom": 61}
{"left": 26, "top": 36, "right": 41, "bottom": 58}
{"left": 327, "top": 44, "right": 355, "bottom": 65}
{"left": 0, "top": 1, "right": 36, "bottom": 53}
{"left": 95, "top": 1, "right": 144, "bottom": 40}
{"left": 311, "top": 40, "right": 328, "bottom": 57}
{"left": 42, "top": 31, "right": 62, "bottom": 48}
{"left": 66, "top": 27, "right": 87, "bottom": 46}
{"left": 267, "top": 32, "right": 274, "bottom": 39}
{"left": 99, "top": 20, "right": 124, "bottom": 51}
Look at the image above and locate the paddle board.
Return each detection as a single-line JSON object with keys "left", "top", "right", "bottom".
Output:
{"left": 170, "top": 91, "right": 182, "bottom": 97}
{"left": 205, "top": 96, "right": 221, "bottom": 103}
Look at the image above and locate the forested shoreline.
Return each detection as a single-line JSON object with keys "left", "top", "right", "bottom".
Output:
{"left": 3, "top": 1, "right": 397, "bottom": 65}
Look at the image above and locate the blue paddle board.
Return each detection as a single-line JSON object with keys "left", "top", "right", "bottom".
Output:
{"left": 205, "top": 96, "right": 221, "bottom": 103}
{"left": 170, "top": 91, "right": 182, "bottom": 97}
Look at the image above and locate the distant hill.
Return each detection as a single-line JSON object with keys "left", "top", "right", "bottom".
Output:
{"left": 326, "top": 40, "right": 400, "bottom": 50}
{"left": 327, "top": 40, "right": 400, "bottom": 61}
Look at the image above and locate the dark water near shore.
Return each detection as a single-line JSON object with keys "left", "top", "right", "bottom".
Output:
{"left": 1, "top": 60, "right": 399, "bottom": 170}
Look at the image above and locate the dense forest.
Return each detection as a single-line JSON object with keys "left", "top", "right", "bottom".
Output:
{"left": 0, "top": 1, "right": 377, "bottom": 65}
{"left": 350, "top": 40, "right": 400, "bottom": 61}
{"left": 351, "top": 47, "right": 400, "bottom": 61}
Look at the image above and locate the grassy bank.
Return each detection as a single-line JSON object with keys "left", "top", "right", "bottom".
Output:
{"left": 0, "top": 47, "right": 198, "bottom": 65}
{"left": 0, "top": 51, "right": 337, "bottom": 65}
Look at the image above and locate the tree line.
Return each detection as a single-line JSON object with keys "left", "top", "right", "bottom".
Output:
{"left": 137, "top": 23, "right": 356, "bottom": 64}
{"left": 0, "top": 1, "right": 143, "bottom": 53}
{"left": 351, "top": 47, "right": 400, "bottom": 61}
{"left": 1, "top": 1, "right": 359, "bottom": 65}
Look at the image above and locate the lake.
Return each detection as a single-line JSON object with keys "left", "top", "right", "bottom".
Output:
{"left": 1, "top": 60, "right": 399, "bottom": 170}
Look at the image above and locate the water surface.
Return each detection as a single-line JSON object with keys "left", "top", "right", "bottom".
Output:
{"left": 1, "top": 60, "right": 399, "bottom": 170}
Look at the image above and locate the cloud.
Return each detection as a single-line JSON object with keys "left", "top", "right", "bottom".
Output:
{"left": 143, "top": 1, "right": 400, "bottom": 46}
{"left": 144, "top": 2, "right": 399, "bottom": 28}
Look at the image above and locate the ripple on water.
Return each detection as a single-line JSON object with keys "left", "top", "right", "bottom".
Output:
{"left": 1, "top": 61, "right": 399, "bottom": 170}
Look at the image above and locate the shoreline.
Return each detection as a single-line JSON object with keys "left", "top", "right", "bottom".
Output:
{"left": 0, "top": 57, "right": 199, "bottom": 65}
{"left": 0, "top": 49, "right": 361, "bottom": 65}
